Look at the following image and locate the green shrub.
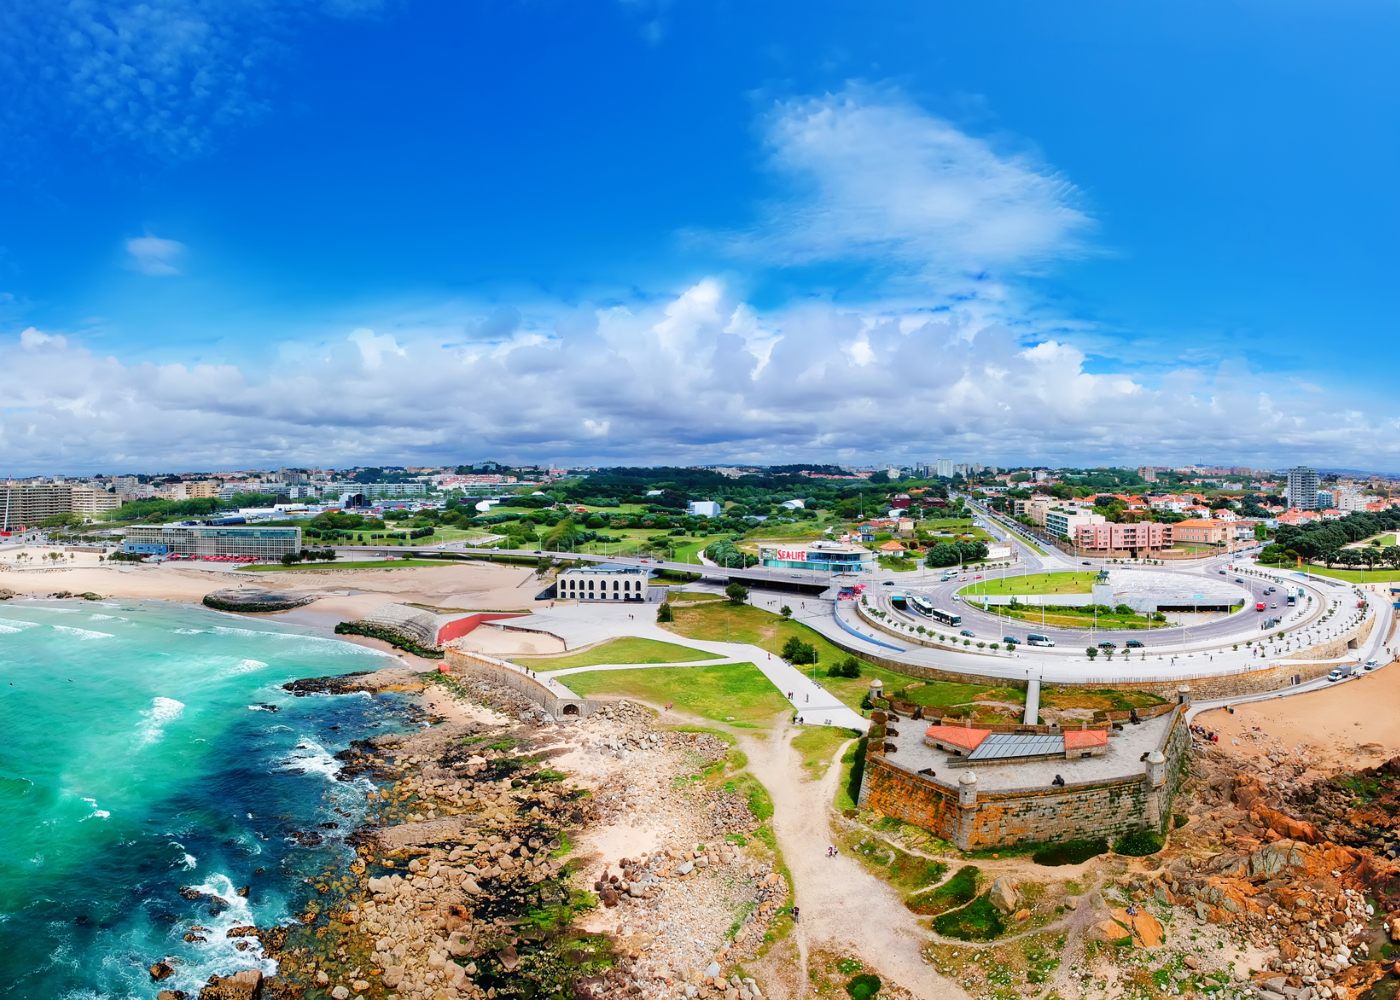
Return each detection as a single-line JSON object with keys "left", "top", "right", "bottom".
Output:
{"left": 1113, "top": 830, "right": 1165, "bottom": 856}
{"left": 846, "top": 973, "right": 883, "bottom": 999}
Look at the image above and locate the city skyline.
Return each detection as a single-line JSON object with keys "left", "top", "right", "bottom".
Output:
{"left": 3, "top": 2, "right": 1399, "bottom": 473}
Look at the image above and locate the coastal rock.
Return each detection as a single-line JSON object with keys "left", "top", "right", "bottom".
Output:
{"left": 988, "top": 876, "right": 1019, "bottom": 914}
{"left": 150, "top": 960, "right": 175, "bottom": 981}
{"left": 197, "top": 969, "right": 262, "bottom": 1000}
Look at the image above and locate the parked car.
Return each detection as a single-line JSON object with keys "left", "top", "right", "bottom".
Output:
{"left": 1097, "top": 640, "right": 1116, "bottom": 649}
{"left": 1003, "top": 635, "right": 1018, "bottom": 645}
{"left": 959, "top": 629, "right": 975, "bottom": 637}
{"left": 1125, "top": 639, "right": 1145, "bottom": 648}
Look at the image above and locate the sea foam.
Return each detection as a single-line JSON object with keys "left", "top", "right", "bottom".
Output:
{"left": 51, "top": 625, "right": 113, "bottom": 640}
{"left": 139, "top": 697, "right": 186, "bottom": 745}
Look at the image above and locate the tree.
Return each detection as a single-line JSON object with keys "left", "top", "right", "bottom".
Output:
{"left": 725, "top": 581, "right": 749, "bottom": 605}
{"left": 825, "top": 656, "right": 861, "bottom": 679}
{"left": 781, "top": 636, "right": 818, "bottom": 665}
{"left": 1086, "top": 647, "right": 1099, "bottom": 661}
{"left": 780, "top": 605, "right": 792, "bottom": 619}
{"left": 656, "top": 601, "right": 674, "bottom": 623}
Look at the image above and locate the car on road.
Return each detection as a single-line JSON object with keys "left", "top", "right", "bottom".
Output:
{"left": 1364, "top": 659, "right": 1379, "bottom": 671}
{"left": 1235, "top": 577, "right": 1244, "bottom": 584}
{"left": 1270, "top": 602, "right": 1277, "bottom": 608}
{"left": 1097, "top": 640, "right": 1116, "bottom": 649}
{"left": 1003, "top": 635, "right": 1018, "bottom": 644}
{"left": 951, "top": 594, "right": 961, "bottom": 602}
{"left": 881, "top": 580, "right": 893, "bottom": 586}
{"left": 1081, "top": 560, "right": 1092, "bottom": 565}
{"left": 1218, "top": 569, "right": 1227, "bottom": 575}
{"left": 959, "top": 629, "right": 975, "bottom": 637}
{"left": 1125, "top": 639, "right": 1145, "bottom": 648}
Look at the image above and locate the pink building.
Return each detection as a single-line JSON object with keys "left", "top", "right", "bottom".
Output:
{"left": 1073, "top": 520, "right": 1171, "bottom": 555}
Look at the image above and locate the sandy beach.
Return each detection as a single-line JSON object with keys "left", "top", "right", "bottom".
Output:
{"left": 1198, "top": 657, "right": 1400, "bottom": 775}
{"left": 0, "top": 546, "right": 541, "bottom": 621}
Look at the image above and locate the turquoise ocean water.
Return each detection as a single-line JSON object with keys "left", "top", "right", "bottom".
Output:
{"left": 0, "top": 599, "right": 407, "bottom": 999}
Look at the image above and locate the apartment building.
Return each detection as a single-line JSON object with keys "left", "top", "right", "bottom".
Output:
{"left": 1072, "top": 521, "right": 1171, "bottom": 555}
{"left": 0, "top": 482, "right": 121, "bottom": 531}
{"left": 1044, "top": 507, "right": 1105, "bottom": 539}
{"left": 1285, "top": 466, "right": 1319, "bottom": 510}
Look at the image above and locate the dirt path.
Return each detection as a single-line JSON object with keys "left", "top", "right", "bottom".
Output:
{"left": 736, "top": 722, "right": 972, "bottom": 1000}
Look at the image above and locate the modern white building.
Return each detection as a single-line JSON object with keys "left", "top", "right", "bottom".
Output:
{"left": 121, "top": 524, "right": 302, "bottom": 560}
{"left": 1285, "top": 466, "right": 1320, "bottom": 511}
{"left": 556, "top": 563, "right": 651, "bottom": 602}
{"left": 687, "top": 500, "right": 721, "bottom": 517}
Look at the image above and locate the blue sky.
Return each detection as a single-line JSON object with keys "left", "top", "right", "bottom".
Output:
{"left": 2, "top": 0, "right": 1398, "bottom": 474}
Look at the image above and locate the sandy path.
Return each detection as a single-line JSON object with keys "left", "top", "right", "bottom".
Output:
{"left": 737, "top": 723, "right": 971, "bottom": 1000}
{"left": 1198, "top": 659, "right": 1400, "bottom": 775}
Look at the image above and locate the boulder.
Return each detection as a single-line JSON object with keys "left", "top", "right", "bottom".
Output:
{"left": 150, "top": 960, "right": 175, "bottom": 981}
{"left": 988, "top": 876, "right": 1019, "bottom": 914}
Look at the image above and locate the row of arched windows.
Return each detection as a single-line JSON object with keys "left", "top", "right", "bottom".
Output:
{"left": 558, "top": 574, "right": 645, "bottom": 601}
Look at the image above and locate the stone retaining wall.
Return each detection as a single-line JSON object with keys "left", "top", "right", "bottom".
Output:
{"left": 443, "top": 648, "right": 594, "bottom": 719}
{"left": 859, "top": 705, "right": 1189, "bottom": 850}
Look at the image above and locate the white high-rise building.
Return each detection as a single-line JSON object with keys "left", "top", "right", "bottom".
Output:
{"left": 1285, "top": 466, "right": 1319, "bottom": 510}
{"left": 935, "top": 459, "right": 955, "bottom": 478}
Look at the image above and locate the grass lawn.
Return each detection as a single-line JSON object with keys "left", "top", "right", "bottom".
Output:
{"left": 557, "top": 662, "right": 788, "bottom": 728}
{"left": 242, "top": 558, "right": 447, "bottom": 572}
{"left": 662, "top": 601, "right": 1023, "bottom": 721}
{"left": 666, "top": 591, "right": 726, "bottom": 603}
{"left": 791, "top": 726, "right": 860, "bottom": 781}
{"left": 959, "top": 571, "right": 1096, "bottom": 597}
{"left": 516, "top": 636, "right": 720, "bottom": 669}
{"left": 575, "top": 529, "right": 708, "bottom": 562}
{"left": 1040, "top": 687, "right": 1166, "bottom": 713}
{"left": 877, "top": 555, "right": 920, "bottom": 572}
{"left": 908, "top": 865, "right": 981, "bottom": 916}
{"left": 1300, "top": 564, "right": 1400, "bottom": 583}
{"left": 978, "top": 603, "right": 1169, "bottom": 631}
{"left": 848, "top": 834, "right": 949, "bottom": 896}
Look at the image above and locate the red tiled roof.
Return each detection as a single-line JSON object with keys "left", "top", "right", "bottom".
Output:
{"left": 924, "top": 725, "right": 989, "bottom": 752}
{"left": 1064, "top": 730, "right": 1109, "bottom": 750}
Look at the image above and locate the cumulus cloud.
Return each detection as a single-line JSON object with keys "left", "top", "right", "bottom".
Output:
{"left": 1, "top": 282, "right": 1395, "bottom": 474}
{"left": 714, "top": 83, "right": 1092, "bottom": 284}
{"left": 125, "top": 235, "right": 186, "bottom": 276}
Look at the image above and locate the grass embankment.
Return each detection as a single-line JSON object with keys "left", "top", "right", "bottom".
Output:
{"left": 516, "top": 637, "right": 720, "bottom": 670}
{"left": 791, "top": 726, "right": 860, "bottom": 781}
{"left": 975, "top": 603, "right": 1168, "bottom": 630}
{"left": 661, "top": 601, "right": 1024, "bottom": 722}
{"left": 1295, "top": 564, "right": 1400, "bottom": 583}
{"left": 959, "top": 571, "right": 1096, "bottom": 598}
{"left": 242, "top": 558, "right": 447, "bottom": 572}
{"left": 666, "top": 591, "right": 726, "bottom": 603}
{"left": 1039, "top": 687, "right": 1167, "bottom": 713}
{"left": 558, "top": 663, "right": 788, "bottom": 728}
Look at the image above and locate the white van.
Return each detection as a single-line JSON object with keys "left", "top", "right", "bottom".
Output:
{"left": 1026, "top": 634, "right": 1055, "bottom": 647}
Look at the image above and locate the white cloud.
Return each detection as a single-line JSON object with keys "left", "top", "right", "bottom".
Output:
{"left": 125, "top": 235, "right": 187, "bottom": 276}
{"left": 2, "top": 0, "right": 384, "bottom": 157}
{"left": 19, "top": 327, "right": 66, "bottom": 350}
{"left": 717, "top": 83, "right": 1093, "bottom": 283}
{"left": 1, "top": 282, "right": 1394, "bottom": 475}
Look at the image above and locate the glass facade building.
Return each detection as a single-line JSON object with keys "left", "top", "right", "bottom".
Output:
{"left": 122, "top": 525, "right": 302, "bottom": 560}
{"left": 757, "top": 541, "right": 873, "bottom": 574}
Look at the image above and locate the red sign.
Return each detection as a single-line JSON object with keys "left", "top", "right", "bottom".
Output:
{"left": 773, "top": 548, "right": 808, "bottom": 562}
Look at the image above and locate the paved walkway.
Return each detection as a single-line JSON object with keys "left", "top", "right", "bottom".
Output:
{"left": 500, "top": 605, "right": 869, "bottom": 732}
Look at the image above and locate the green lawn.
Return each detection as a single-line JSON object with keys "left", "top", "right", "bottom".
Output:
{"left": 516, "top": 636, "right": 720, "bottom": 670}
{"left": 666, "top": 590, "right": 726, "bottom": 602}
{"left": 975, "top": 603, "right": 1169, "bottom": 631}
{"left": 1299, "top": 564, "right": 1400, "bottom": 583}
{"left": 558, "top": 663, "right": 788, "bottom": 727}
{"left": 242, "top": 558, "right": 448, "bottom": 572}
{"left": 792, "top": 726, "right": 860, "bottom": 781}
{"left": 958, "top": 571, "right": 1096, "bottom": 597}
{"left": 662, "top": 601, "right": 1024, "bottom": 721}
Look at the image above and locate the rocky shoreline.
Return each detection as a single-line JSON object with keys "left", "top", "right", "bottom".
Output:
{"left": 159, "top": 666, "right": 787, "bottom": 1000}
